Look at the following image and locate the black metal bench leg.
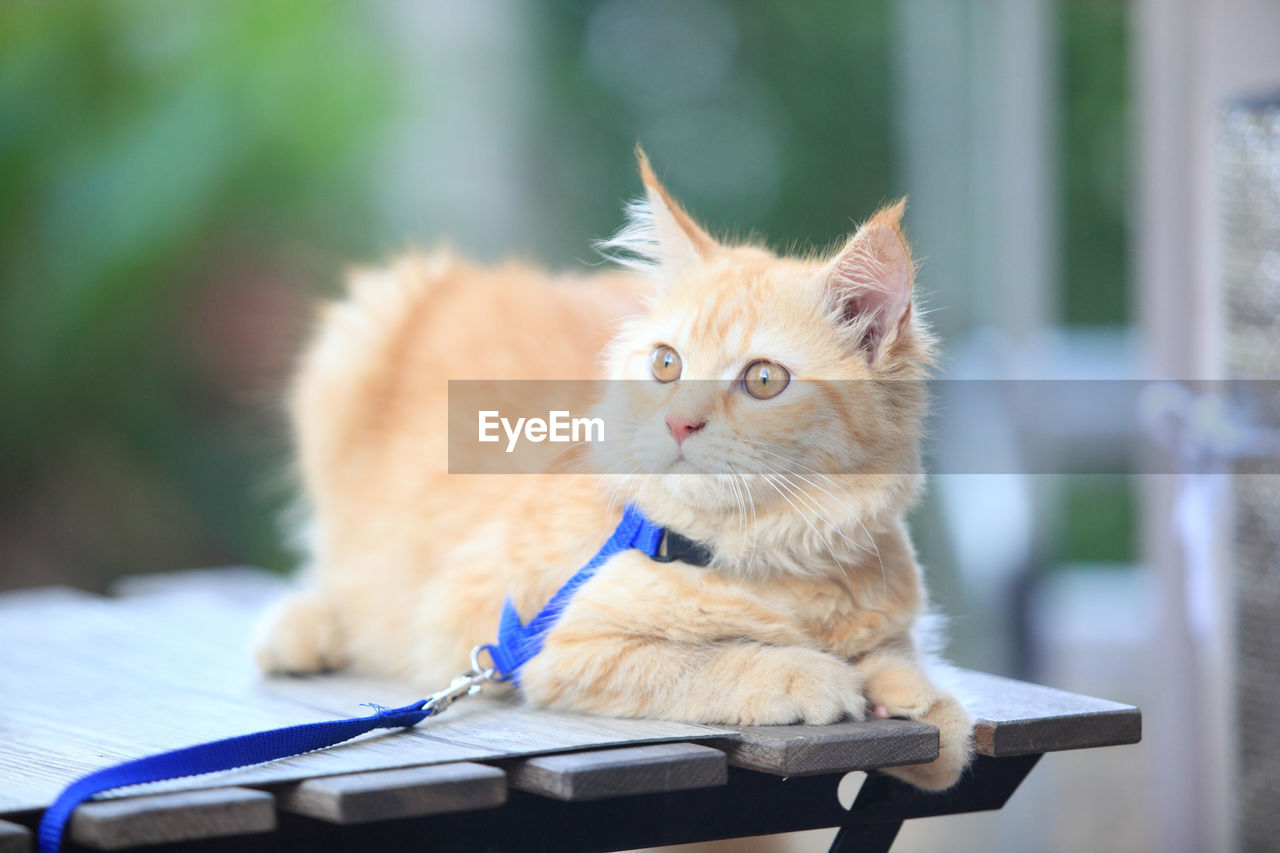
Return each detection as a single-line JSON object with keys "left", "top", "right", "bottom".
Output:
{"left": 828, "top": 820, "right": 903, "bottom": 853}
{"left": 826, "top": 754, "right": 1042, "bottom": 853}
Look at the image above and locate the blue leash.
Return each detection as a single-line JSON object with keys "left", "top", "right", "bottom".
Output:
{"left": 38, "top": 504, "right": 667, "bottom": 853}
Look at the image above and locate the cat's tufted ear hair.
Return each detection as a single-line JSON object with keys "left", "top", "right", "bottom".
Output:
{"left": 597, "top": 145, "right": 718, "bottom": 276}
{"left": 824, "top": 199, "right": 915, "bottom": 359}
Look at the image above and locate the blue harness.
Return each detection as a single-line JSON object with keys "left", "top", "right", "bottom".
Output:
{"left": 38, "top": 504, "right": 710, "bottom": 853}
{"left": 486, "top": 502, "right": 663, "bottom": 681}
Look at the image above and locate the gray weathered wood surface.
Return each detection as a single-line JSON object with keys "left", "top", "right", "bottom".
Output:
{"left": 506, "top": 742, "right": 727, "bottom": 800}
{"left": 0, "top": 567, "right": 1141, "bottom": 851}
{"left": 961, "top": 669, "right": 1142, "bottom": 757}
{"left": 67, "top": 787, "right": 274, "bottom": 850}
{"left": 722, "top": 719, "right": 939, "bottom": 777}
{"left": 0, "top": 819, "right": 30, "bottom": 853}
{"left": 0, "top": 572, "right": 730, "bottom": 816}
{"left": 275, "top": 762, "right": 506, "bottom": 824}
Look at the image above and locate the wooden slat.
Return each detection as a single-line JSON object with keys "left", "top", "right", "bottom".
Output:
{"left": 67, "top": 787, "right": 274, "bottom": 850}
{"left": 0, "top": 820, "right": 31, "bottom": 853}
{"left": 958, "top": 670, "right": 1142, "bottom": 757}
{"left": 276, "top": 762, "right": 506, "bottom": 824}
{"left": 720, "top": 719, "right": 938, "bottom": 777}
{"left": 506, "top": 743, "right": 726, "bottom": 801}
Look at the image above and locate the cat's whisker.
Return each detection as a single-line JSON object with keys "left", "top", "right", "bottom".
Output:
{"left": 737, "top": 440, "right": 855, "bottom": 486}
{"left": 787, "top": 470, "right": 888, "bottom": 613}
{"left": 739, "top": 441, "right": 850, "bottom": 488}
{"left": 741, "top": 472, "right": 760, "bottom": 569}
{"left": 852, "top": 514, "right": 890, "bottom": 614}
{"left": 722, "top": 468, "right": 743, "bottom": 543}
{"left": 757, "top": 469, "right": 843, "bottom": 573}
{"left": 731, "top": 472, "right": 750, "bottom": 552}
{"left": 768, "top": 467, "right": 878, "bottom": 557}
{"left": 762, "top": 469, "right": 851, "bottom": 578}
{"left": 767, "top": 468, "right": 889, "bottom": 613}
{"left": 734, "top": 441, "right": 882, "bottom": 562}
{"left": 722, "top": 463, "right": 759, "bottom": 571}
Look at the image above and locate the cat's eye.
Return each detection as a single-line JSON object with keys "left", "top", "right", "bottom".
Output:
{"left": 742, "top": 360, "right": 790, "bottom": 399}
{"left": 650, "top": 345, "right": 682, "bottom": 383}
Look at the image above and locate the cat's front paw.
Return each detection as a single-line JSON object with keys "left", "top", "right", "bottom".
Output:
{"left": 251, "top": 590, "right": 348, "bottom": 675}
{"left": 731, "top": 646, "right": 867, "bottom": 726}
{"left": 865, "top": 666, "right": 934, "bottom": 719}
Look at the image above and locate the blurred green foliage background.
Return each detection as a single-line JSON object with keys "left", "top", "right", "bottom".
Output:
{"left": 0, "top": 1, "right": 393, "bottom": 586}
{"left": 0, "top": 0, "right": 1129, "bottom": 590}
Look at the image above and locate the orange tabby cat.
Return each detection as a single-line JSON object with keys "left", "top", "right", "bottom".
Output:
{"left": 254, "top": 149, "right": 972, "bottom": 790}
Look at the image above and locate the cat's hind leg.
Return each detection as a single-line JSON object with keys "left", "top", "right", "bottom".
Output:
{"left": 252, "top": 587, "right": 349, "bottom": 675}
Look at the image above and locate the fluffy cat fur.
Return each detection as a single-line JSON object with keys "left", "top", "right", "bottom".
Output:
{"left": 254, "top": 148, "right": 973, "bottom": 790}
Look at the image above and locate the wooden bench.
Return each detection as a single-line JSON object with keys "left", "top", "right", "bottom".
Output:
{"left": 0, "top": 569, "right": 1141, "bottom": 853}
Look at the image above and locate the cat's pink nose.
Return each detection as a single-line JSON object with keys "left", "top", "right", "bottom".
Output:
{"left": 665, "top": 415, "right": 707, "bottom": 446}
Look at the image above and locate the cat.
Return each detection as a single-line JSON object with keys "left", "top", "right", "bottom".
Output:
{"left": 253, "top": 147, "right": 973, "bottom": 790}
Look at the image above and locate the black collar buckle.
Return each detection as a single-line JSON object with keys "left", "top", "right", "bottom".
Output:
{"left": 650, "top": 530, "right": 713, "bottom": 567}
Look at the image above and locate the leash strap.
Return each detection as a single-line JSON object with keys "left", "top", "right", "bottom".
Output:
{"left": 39, "top": 503, "right": 679, "bottom": 852}
{"left": 37, "top": 700, "right": 432, "bottom": 852}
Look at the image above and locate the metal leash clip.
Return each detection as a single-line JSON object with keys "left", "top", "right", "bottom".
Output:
{"left": 421, "top": 645, "right": 499, "bottom": 716}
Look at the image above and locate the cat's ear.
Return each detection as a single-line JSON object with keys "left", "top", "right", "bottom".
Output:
{"left": 597, "top": 145, "right": 718, "bottom": 276}
{"left": 824, "top": 199, "right": 914, "bottom": 359}
{"left": 635, "top": 146, "right": 718, "bottom": 272}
